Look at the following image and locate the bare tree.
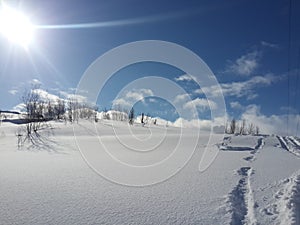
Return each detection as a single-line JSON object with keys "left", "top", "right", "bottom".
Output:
{"left": 143, "top": 113, "right": 150, "bottom": 125}
{"left": 255, "top": 126, "right": 260, "bottom": 135}
{"left": 21, "top": 87, "right": 47, "bottom": 144}
{"left": 67, "top": 98, "right": 79, "bottom": 123}
{"left": 46, "top": 100, "right": 54, "bottom": 119}
{"left": 54, "top": 99, "right": 65, "bottom": 120}
{"left": 114, "top": 104, "right": 122, "bottom": 121}
{"left": 103, "top": 108, "right": 110, "bottom": 120}
{"left": 225, "top": 121, "right": 229, "bottom": 134}
{"left": 128, "top": 107, "right": 134, "bottom": 125}
{"left": 16, "top": 128, "right": 23, "bottom": 148}
{"left": 239, "top": 119, "right": 246, "bottom": 135}
{"left": 94, "top": 105, "right": 99, "bottom": 122}
{"left": 122, "top": 108, "right": 128, "bottom": 121}
{"left": 141, "top": 113, "right": 144, "bottom": 124}
{"left": 229, "top": 119, "right": 236, "bottom": 134}
{"left": 248, "top": 123, "right": 255, "bottom": 135}
{"left": 80, "top": 103, "right": 94, "bottom": 120}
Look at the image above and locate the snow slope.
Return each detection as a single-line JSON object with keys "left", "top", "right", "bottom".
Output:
{"left": 0, "top": 120, "right": 299, "bottom": 224}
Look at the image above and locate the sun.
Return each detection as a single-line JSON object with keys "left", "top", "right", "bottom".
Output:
{"left": 0, "top": 5, "right": 34, "bottom": 47}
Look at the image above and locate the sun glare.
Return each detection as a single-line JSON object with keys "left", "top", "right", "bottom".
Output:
{"left": 0, "top": 5, "right": 34, "bottom": 47}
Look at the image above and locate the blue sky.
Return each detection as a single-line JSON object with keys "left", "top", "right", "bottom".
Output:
{"left": 0, "top": 0, "right": 300, "bottom": 135}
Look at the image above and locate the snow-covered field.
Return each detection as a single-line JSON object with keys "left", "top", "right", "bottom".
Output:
{"left": 0, "top": 120, "right": 299, "bottom": 225}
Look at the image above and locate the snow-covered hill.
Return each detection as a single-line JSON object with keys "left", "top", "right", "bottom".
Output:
{"left": 0, "top": 120, "right": 299, "bottom": 224}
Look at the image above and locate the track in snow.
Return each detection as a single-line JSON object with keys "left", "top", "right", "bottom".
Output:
{"left": 219, "top": 136, "right": 264, "bottom": 162}
{"left": 220, "top": 136, "right": 264, "bottom": 152}
{"left": 263, "top": 173, "right": 300, "bottom": 225}
{"left": 246, "top": 137, "right": 264, "bottom": 162}
{"left": 277, "top": 136, "right": 300, "bottom": 157}
{"left": 254, "top": 137, "right": 264, "bottom": 151}
{"left": 227, "top": 167, "right": 256, "bottom": 225}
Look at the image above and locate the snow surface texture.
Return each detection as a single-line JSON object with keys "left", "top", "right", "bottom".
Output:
{"left": 0, "top": 120, "right": 299, "bottom": 225}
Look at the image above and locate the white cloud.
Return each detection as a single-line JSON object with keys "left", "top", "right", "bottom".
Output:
{"left": 226, "top": 51, "right": 260, "bottom": 76}
{"left": 183, "top": 98, "right": 217, "bottom": 112}
{"left": 200, "top": 74, "right": 280, "bottom": 99}
{"left": 173, "top": 93, "right": 217, "bottom": 118}
{"left": 59, "top": 91, "right": 87, "bottom": 103}
{"left": 12, "top": 103, "right": 26, "bottom": 112}
{"left": 12, "top": 86, "right": 90, "bottom": 113}
{"left": 167, "top": 101, "right": 299, "bottom": 136}
{"left": 174, "top": 93, "right": 190, "bottom": 103}
{"left": 221, "top": 74, "right": 277, "bottom": 99}
{"left": 125, "top": 89, "right": 153, "bottom": 101}
{"left": 171, "top": 116, "right": 226, "bottom": 132}
{"left": 112, "top": 98, "right": 132, "bottom": 109}
{"left": 33, "top": 89, "right": 60, "bottom": 102}
{"left": 133, "top": 115, "right": 222, "bottom": 131}
{"left": 112, "top": 89, "right": 154, "bottom": 109}
{"left": 8, "top": 89, "right": 18, "bottom": 95}
{"left": 67, "top": 94, "right": 87, "bottom": 103}
{"left": 175, "top": 74, "right": 197, "bottom": 82}
{"left": 172, "top": 117, "right": 208, "bottom": 129}
{"left": 261, "top": 41, "right": 279, "bottom": 49}
{"left": 223, "top": 104, "right": 300, "bottom": 136}
{"left": 148, "top": 97, "right": 157, "bottom": 103}
{"left": 279, "top": 106, "right": 297, "bottom": 114}
{"left": 240, "top": 104, "right": 300, "bottom": 136}
{"left": 194, "top": 88, "right": 204, "bottom": 95}
{"left": 30, "top": 78, "right": 42, "bottom": 87}
{"left": 230, "top": 101, "right": 244, "bottom": 110}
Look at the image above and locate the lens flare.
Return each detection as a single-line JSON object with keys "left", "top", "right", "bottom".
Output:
{"left": 0, "top": 5, "right": 34, "bottom": 47}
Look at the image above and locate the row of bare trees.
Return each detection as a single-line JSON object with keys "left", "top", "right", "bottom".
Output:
{"left": 18, "top": 86, "right": 99, "bottom": 146}
{"left": 66, "top": 98, "right": 98, "bottom": 123}
{"left": 226, "top": 118, "right": 260, "bottom": 135}
{"left": 22, "top": 90, "right": 66, "bottom": 122}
